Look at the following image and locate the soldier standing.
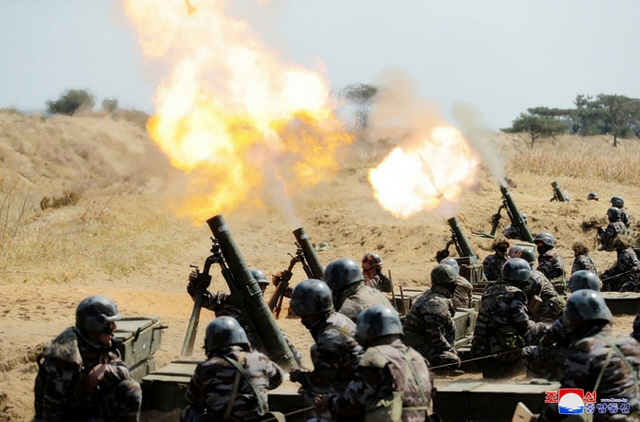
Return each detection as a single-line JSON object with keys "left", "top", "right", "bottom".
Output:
{"left": 471, "top": 258, "right": 547, "bottom": 379}
{"left": 611, "top": 195, "right": 630, "bottom": 228}
{"left": 536, "top": 290, "right": 640, "bottom": 421}
{"left": 601, "top": 235, "right": 640, "bottom": 292}
{"left": 570, "top": 240, "right": 598, "bottom": 274}
{"left": 34, "top": 296, "right": 142, "bottom": 422}
{"left": 324, "top": 258, "right": 392, "bottom": 322}
{"left": 516, "top": 248, "right": 564, "bottom": 323}
{"left": 403, "top": 264, "right": 461, "bottom": 371}
{"left": 288, "top": 279, "right": 364, "bottom": 421}
{"left": 440, "top": 257, "right": 473, "bottom": 309}
{"left": 482, "top": 237, "right": 510, "bottom": 282}
{"left": 361, "top": 252, "right": 392, "bottom": 292}
{"left": 181, "top": 317, "right": 284, "bottom": 422}
{"left": 522, "top": 270, "right": 602, "bottom": 381}
{"left": 186, "top": 267, "right": 303, "bottom": 365}
{"left": 316, "top": 305, "right": 433, "bottom": 422}
{"left": 534, "top": 232, "right": 566, "bottom": 294}
{"left": 597, "top": 207, "right": 628, "bottom": 251}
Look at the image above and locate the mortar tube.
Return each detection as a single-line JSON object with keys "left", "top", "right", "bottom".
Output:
{"left": 293, "top": 227, "right": 324, "bottom": 280}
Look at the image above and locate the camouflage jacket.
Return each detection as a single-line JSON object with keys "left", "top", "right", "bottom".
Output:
{"left": 539, "top": 315, "right": 574, "bottom": 348}
{"left": 524, "top": 270, "right": 564, "bottom": 322}
{"left": 34, "top": 327, "right": 134, "bottom": 422}
{"left": 537, "top": 248, "right": 565, "bottom": 281}
{"left": 471, "top": 281, "right": 545, "bottom": 357}
{"left": 482, "top": 254, "right": 508, "bottom": 282}
{"left": 571, "top": 253, "right": 598, "bottom": 275}
{"left": 328, "top": 338, "right": 433, "bottom": 422}
{"left": 403, "top": 288, "right": 459, "bottom": 367}
{"left": 632, "top": 312, "right": 640, "bottom": 343}
{"left": 336, "top": 282, "right": 392, "bottom": 323}
{"left": 364, "top": 271, "right": 392, "bottom": 293}
{"left": 453, "top": 276, "right": 474, "bottom": 309}
{"left": 598, "top": 221, "right": 627, "bottom": 251}
{"left": 296, "top": 311, "right": 364, "bottom": 390}
{"left": 603, "top": 247, "right": 640, "bottom": 292}
{"left": 620, "top": 208, "right": 630, "bottom": 228}
{"left": 183, "top": 345, "right": 284, "bottom": 422}
{"left": 538, "top": 324, "right": 640, "bottom": 422}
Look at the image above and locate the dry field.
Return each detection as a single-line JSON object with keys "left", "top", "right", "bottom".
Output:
{"left": 0, "top": 110, "right": 638, "bottom": 421}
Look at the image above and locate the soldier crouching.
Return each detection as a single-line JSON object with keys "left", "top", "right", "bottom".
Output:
{"left": 34, "top": 295, "right": 142, "bottom": 422}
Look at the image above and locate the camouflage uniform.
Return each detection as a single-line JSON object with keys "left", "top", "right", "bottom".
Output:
{"left": 34, "top": 327, "right": 142, "bottom": 422}
{"left": 188, "top": 287, "right": 303, "bottom": 365}
{"left": 523, "top": 270, "right": 564, "bottom": 323}
{"left": 482, "top": 254, "right": 508, "bottom": 282}
{"left": 537, "top": 248, "right": 566, "bottom": 294}
{"left": 471, "top": 280, "right": 546, "bottom": 378}
{"left": 181, "top": 345, "right": 283, "bottom": 422}
{"left": 453, "top": 275, "right": 474, "bottom": 309}
{"left": 572, "top": 253, "right": 598, "bottom": 275}
{"left": 325, "top": 338, "right": 433, "bottom": 422}
{"left": 334, "top": 282, "right": 392, "bottom": 323}
{"left": 403, "top": 287, "right": 460, "bottom": 369}
{"left": 522, "top": 316, "right": 574, "bottom": 381}
{"left": 620, "top": 207, "right": 630, "bottom": 229}
{"left": 602, "top": 247, "right": 640, "bottom": 292}
{"left": 538, "top": 324, "right": 640, "bottom": 421}
{"left": 363, "top": 272, "right": 392, "bottom": 293}
{"left": 598, "top": 221, "right": 627, "bottom": 251}
{"left": 632, "top": 312, "right": 640, "bottom": 342}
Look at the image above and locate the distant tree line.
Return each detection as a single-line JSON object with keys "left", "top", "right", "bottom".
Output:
{"left": 502, "top": 94, "right": 640, "bottom": 147}
{"left": 46, "top": 89, "right": 119, "bottom": 116}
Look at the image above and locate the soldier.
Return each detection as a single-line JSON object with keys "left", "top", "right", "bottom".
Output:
{"left": 536, "top": 290, "right": 640, "bottom": 421}
{"left": 403, "top": 264, "right": 461, "bottom": 371}
{"left": 287, "top": 279, "right": 364, "bottom": 421}
{"left": 316, "top": 305, "right": 433, "bottom": 422}
{"left": 181, "top": 317, "right": 284, "bottom": 422}
{"left": 611, "top": 195, "right": 630, "bottom": 228}
{"left": 186, "top": 267, "right": 303, "bottom": 365}
{"left": 440, "top": 257, "right": 473, "bottom": 309}
{"left": 534, "top": 232, "right": 566, "bottom": 294}
{"left": 361, "top": 252, "right": 392, "bottom": 292}
{"left": 471, "top": 258, "right": 546, "bottom": 379}
{"left": 601, "top": 235, "right": 640, "bottom": 292}
{"left": 522, "top": 270, "right": 602, "bottom": 381}
{"left": 632, "top": 312, "right": 640, "bottom": 343}
{"left": 597, "top": 207, "right": 628, "bottom": 251}
{"left": 516, "top": 248, "right": 564, "bottom": 323}
{"left": 570, "top": 240, "right": 598, "bottom": 274}
{"left": 323, "top": 257, "right": 392, "bottom": 322}
{"left": 482, "top": 237, "right": 510, "bottom": 282}
{"left": 508, "top": 244, "right": 525, "bottom": 259}
{"left": 34, "top": 296, "right": 142, "bottom": 422}
{"left": 587, "top": 192, "right": 599, "bottom": 201}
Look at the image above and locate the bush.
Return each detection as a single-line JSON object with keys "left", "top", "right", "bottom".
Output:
{"left": 101, "top": 98, "right": 119, "bottom": 112}
{"left": 46, "top": 89, "right": 95, "bottom": 115}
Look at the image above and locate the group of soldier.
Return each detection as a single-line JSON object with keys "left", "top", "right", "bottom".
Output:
{"left": 33, "top": 195, "right": 640, "bottom": 421}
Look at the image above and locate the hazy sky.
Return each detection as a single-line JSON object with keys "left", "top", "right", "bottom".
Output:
{"left": 1, "top": 0, "right": 639, "bottom": 130}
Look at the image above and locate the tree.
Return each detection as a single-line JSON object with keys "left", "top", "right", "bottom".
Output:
{"left": 502, "top": 113, "right": 567, "bottom": 147}
{"left": 46, "top": 89, "right": 95, "bottom": 115}
{"left": 596, "top": 94, "right": 640, "bottom": 147}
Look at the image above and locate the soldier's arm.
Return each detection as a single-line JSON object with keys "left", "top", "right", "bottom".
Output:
{"left": 328, "top": 365, "right": 386, "bottom": 416}
{"left": 422, "top": 313, "right": 457, "bottom": 355}
{"left": 39, "top": 359, "right": 74, "bottom": 421}
{"left": 264, "top": 358, "right": 285, "bottom": 390}
{"left": 309, "top": 330, "right": 363, "bottom": 383}
{"left": 184, "top": 362, "right": 207, "bottom": 407}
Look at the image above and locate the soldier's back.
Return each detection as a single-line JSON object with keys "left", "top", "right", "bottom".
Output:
{"left": 339, "top": 283, "right": 392, "bottom": 322}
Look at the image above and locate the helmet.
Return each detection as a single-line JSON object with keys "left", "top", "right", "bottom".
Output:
{"left": 289, "top": 279, "right": 334, "bottom": 317}
{"left": 562, "top": 290, "right": 612, "bottom": 328}
{"left": 606, "top": 207, "right": 621, "bottom": 222}
{"left": 502, "top": 226, "right": 519, "bottom": 239}
{"left": 324, "top": 258, "right": 364, "bottom": 293}
{"left": 249, "top": 268, "right": 269, "bottom": 286}
{"left": 204, "top": 316, "right": 249, "bottom": 354}
{"left": 362, "top": 253, "right": 383, "bottom": 271}
{"left": 502, "top": 258, "right": 531, "bottom": 285}
{"left": 431, "top": 264, "right": 458, "bottom": 291}
{"left": 76, "top": 295, "right": 121, "bottom": 333}
{"left": 568, "top": 270, "right": 601, "bottom": 293}
{"left": 587, "top": 192, "right": 599, "bottom": 201}
{"left": 355, "top": 305, "right": 403, "bottom": 344}
{"left": 508, "top": 244, "right": 525, "bottom": 259}
{"left": 610, "top": 196, "right": 624, "bottom": 208}
{"left": 492, "top": 238, "right": 509, "bottom": 253}
{"left": 516, "top": 248, "right": 537, "bottom": 266}
{"left": 439, "top": 257, "right": 460, "bottom": 274}
{"left": 534, "top": 232, "right": 555, "bottom": 247}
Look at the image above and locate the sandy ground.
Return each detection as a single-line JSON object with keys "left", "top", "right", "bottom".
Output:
{"left": 0, "top": 114, "right": 638, "bottom": 421}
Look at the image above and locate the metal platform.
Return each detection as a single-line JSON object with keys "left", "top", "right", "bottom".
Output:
{"left": 601, "top": 292, "right": 640, "bottom": 315}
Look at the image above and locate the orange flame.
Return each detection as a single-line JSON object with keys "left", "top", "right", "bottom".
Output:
{"left": 368, "top": 126, "right": 479, "bottom": 219}
{"left": 124, "top": 0, "right": 351, "bottom": 223}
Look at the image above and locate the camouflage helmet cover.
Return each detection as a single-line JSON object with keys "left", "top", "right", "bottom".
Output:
{"left": 534, "top": 232, "right": 555, "bottom": 247}
{"left": 324, "top": 258, "right": 364, "bottom": 293}
{"left": 562, "top": 290, "right": 612, "bottom": 328}
{"left": 249, "top": 268, "right": 270, "bottom": 286}
{"left": 355, "top": 305, "right": 403, "bottom": 344}
{"left": 568, "top": 270, "right": 601, "bottom": 293}
{"left": 205, "top": 316, "right": 249, "bottom": 353}
{"left": 610, "top": 196, "right": 624, "bottom": 208}
{"left": 289, "top": 279, "right": 334, "bottom": 317}
{"left": 76, "top": 295, "right": 122, "bottom": 333}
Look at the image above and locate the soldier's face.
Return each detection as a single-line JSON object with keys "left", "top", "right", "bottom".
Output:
{"left": 95, "top": 322, "right": 116, "bottom": 347}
